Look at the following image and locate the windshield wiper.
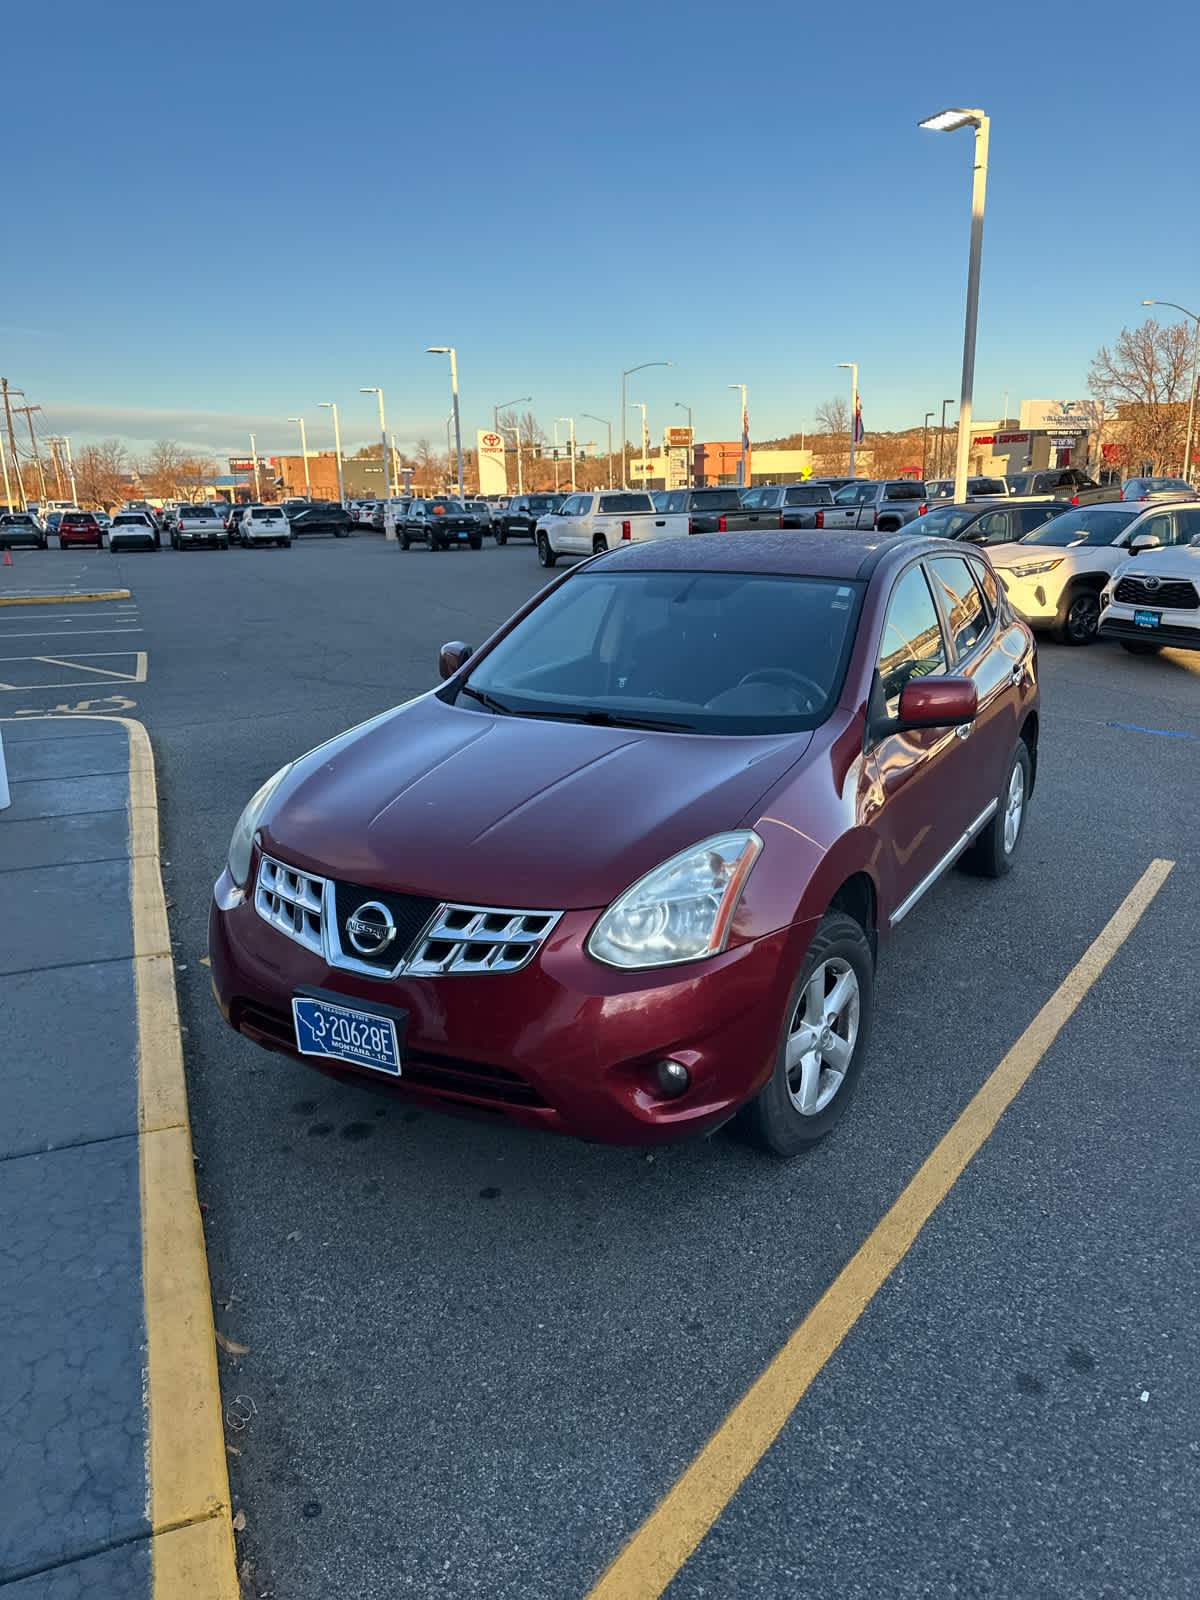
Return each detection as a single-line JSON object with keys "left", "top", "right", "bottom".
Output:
{"left": 458, "top": 685, "right": 514, "bottom": 716}
{"left": 516, "top": 706, "right": 695, "bottom": 732}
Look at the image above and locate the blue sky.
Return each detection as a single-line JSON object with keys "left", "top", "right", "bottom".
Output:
{"left": 7, "top": 0, "right": 1198, "bottom": 462}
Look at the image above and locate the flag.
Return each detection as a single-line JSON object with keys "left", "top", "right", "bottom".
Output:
{"left": 853, "top": 397, "right": 865, "bottom": 443}
{"left": 739, "top": 401, "right": 750, "bottom": 486}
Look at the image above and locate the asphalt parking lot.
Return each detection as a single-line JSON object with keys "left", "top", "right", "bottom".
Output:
{"left": 4, "top": 534, "right": 1196, "bottom": 1598}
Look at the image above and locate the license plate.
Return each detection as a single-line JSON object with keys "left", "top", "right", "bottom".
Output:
{"left": 1133, "top": 609, "right": 1161, "bottom": 629}
{"left": 457, "top": 530, "right": 469, "bottom": 539}
{"left": 292, "top": 995, "right": 402, "bottom": 1075}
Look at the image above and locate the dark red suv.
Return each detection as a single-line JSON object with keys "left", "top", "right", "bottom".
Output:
{"left": 210, "top": 531, "right": 1038, "bottom": 1156}
{"left": 58, "top": 512, "right": 104, "bottom": 549}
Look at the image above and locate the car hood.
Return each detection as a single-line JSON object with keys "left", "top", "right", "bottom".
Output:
{"left": 1114, "top": 544, "right": 1200, "bottom": 579}
{"left": 261, "top": 695, "right": 811, "bottom": 909}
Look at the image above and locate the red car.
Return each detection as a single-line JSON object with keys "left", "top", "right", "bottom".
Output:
{"left": 210, "top": 531, "right": 1038, "bottom": 1156}
{"left": 58, "top": 511, "right": 104, "bottom": 548}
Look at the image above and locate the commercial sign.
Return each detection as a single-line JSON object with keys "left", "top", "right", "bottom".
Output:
{"left": 1019, "top": 400, "right": 1089, "bottom": 433}
{"left": 477, "top": 429, "right": 507, "bottom": 495}
{"left": 664, "top": 426, "right": 693, "bottom": 449}
{"left": 971, "top": 432, "right": 1029, "bottom": 447}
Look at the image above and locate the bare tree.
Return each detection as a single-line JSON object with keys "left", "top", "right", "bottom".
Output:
{"left": 140, "top": 439, "right": 186, "bottom": 500}
{"left": 1089, "top": 319, "right": 1194, "bottom": 474}
{"left": 812, "top": 396, "right": 852, "bottom": 473}
{"left": 868, "top": 430, "right": 924, "bottom": 479}
{"left": 815, "top": 396, "right": 850, "bottom": 435}
{"left": 176, "top": 456, "right": 219, "bottom": 502}
{"left": 74, "top": 438, "right": 129, "bottom": 508}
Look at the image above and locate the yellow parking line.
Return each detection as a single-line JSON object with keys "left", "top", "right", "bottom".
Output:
{"left": 0, "top": 589, "right": 131, "bottom": 605}
{"left": 586, "top": 857, "right": 1175, "bottom": 1600}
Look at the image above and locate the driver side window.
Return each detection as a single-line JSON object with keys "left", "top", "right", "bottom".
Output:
{"left": 877, "top": 566, "right": 947, "bottom": 715}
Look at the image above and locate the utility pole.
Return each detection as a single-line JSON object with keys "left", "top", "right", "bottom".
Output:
{"left": 2, "top": 380, "right": 27, "bottom": 509}
{"left": 48, "top": 438, "right": 65, "bottom": 498}
{"left": 15, "top": 405, "right": 47, "bottom": 500}
{"left": 0, "top": 425, "right": 13, "bottom": 513}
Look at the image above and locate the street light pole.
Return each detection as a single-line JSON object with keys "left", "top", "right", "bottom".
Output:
{"left": 922, "top": 411, "right": 935, "bottom": 480}
{"left": 249, "top": 433, "right": 261, "bottom": 500}
{"left": 729, "top": 384, "right": 748, "bottom": 486}
{"left": 555, "top": 418, "right": 576, "bottom": 489}
{"left": 360, "top": 388, "right": 393, "bottom": 535}
{"left": 837, "top": 364, "right": 858, "bottom": 477}
{"left": 1142, "top": 300, "right": 1200, "bottom": 481}
{"left": 620, "top": 361, "right": 674, "bottom": 488}
{"left": 920, "top": 107, "right": 990, "bottom": 504}
{"left": 319, "top": 402, "right": 344, "bottom": 505}
{"left": 938, "top": 397, "right": 955, "bottom": 479}
{"left": 582, "top": 414, "right": 613, "bottom": 488}
{"left": 494, "top": 396, "right": 531, "bottom": 492}
{"left": 61, "top": 435, "right": 77, "bottom": 505}
{"left": 678, "top": 400, "right": 694, "bottom": 486}
{"left": 428, "top": 347, "right": 464, "bottom": 499}
{"left": 1002, "top": 389, "right": 1011, "bottom": 425}
{"left": 288, "top": 417, "right": 310, "bottom": 499}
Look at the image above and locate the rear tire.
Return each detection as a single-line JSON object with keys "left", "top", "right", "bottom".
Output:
{"left": 961, "top": 741, "right": 1032, "bottom": 878}
{"left": 496, "top": 529, "right": 508, "bottom": 545}
{"left": 740, "top": 911, "right": 875, "bottom": 1156}
{"left": 592, "top": 535, "right": 608, "bottom": 554}
{"left": 537, "top": 532, "right": 557, "bottom": 567}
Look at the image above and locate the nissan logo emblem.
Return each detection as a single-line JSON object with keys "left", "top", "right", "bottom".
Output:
{"left": 345, "top": 901, "right": 397, "bottom": 956}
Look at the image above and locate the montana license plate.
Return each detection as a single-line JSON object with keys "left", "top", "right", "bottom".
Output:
{"left": 292, "top": 995, "right": 402, "bottom": 1075}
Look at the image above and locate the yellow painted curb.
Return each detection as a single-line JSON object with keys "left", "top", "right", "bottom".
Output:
{"left": 0, "top": 588, "right": 131, "bottom": 605}
{"left": 121, "top": 716, "right": 239, "bottom": 1598}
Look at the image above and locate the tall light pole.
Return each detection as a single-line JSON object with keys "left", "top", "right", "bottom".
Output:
{"left": 675, "top": 402, "right": 693, "bottom": 486}
{"left": 494, "top": 396, "right": 531, "bottom": 493}
{"left": 922, "top": 411, "right": 935, "bottom": 480}
{"left": 920, "top": 106, "right": 990, "bottom": 504}
{"left": 620, "top": 361, "right": 674, "bottom": 487}
{"left": 729, "top": 384, "right": 748, "bottom": 486}
{"left": 60, "top": 435, "right": 77, "bottom": 504}
{"left": 581, "top": 414, "right": 613, "bottom": 488}
{"left": 287, "top": 416, "right": 310, "bottom": 499}
{"left": 428, "top": 347, "right": 464, "bottom": 499}
{"left": 837, "top": 363, "right": 858, "bottom": 477}
{"left": 1142, "top": 300, "right": 1200, "bottom": 481}
{"left": 1002, "top": 389, "right": 1011, "bottom": 425}
{"left": 360, "top": 388, "right": 393, "bottom": 535}
{"left": 319, "top": 402, "right": 344, "bottom": 505}
{"left": 248, "top": 432, "right": 261, "bottom": 500}
{"left": 0, "top": 426, "right": 12, "bottom": 513}
{"left": 555, "top": 417, "right": 576, "bottom": 489}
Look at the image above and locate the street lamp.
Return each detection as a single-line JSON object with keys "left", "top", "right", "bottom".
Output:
{"left": 581, "top": 414, "right": 613, "bottom": 488}
{"left": 428, "top": 347, "right": 464, "bottom": 499}
{"left": 360, "top": 388, "right": 393, "bottom": 535}
{"left": 494, "top": 395, "right": 530, "bottom": 432}
{"left": 1002, "top": 390, "right": 1011, "bottom": 425}
{"left": 555, "top": 417, "right": 576, "bottom": 489}
{"left": 837, "top": 364, "right": 858, "bottom": 477}
{"left": 920, "top": 106, "right": 990, "bottom": 504}
{"left": 1142, "top": 300, "right": 1200, "bottom": 481}
{"left": 675, "top": 402, "right": 693, "bottom": 486}
{"left": 729, "top": 384, "right": 748, "bottom": 486}
{"left": 319, "top": 402, "right": 344, "bottom": 505}
{"left": 936, "top": 398, "right": 955, "bottom": 479}
{"left": 922, "top": 412, "right": 935, "bottom": 480}
{"left": 620, "top": 361, "right": 674, "bottom": 487}
{"left": 287, "top": 416, "right": 310, "bottom": 500}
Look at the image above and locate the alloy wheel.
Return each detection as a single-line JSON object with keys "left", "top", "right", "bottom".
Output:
{"left": 1003, "top": 761, "right": 1025, "bottom": 855}
{"left": 785, "top": 958, "right": 861, "bottom": 1116}
{"left": 1066, "top": 591, "right": 1100, "bottom": 643}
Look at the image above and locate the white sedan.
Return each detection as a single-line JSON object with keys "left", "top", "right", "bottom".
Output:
{"left": 240, "top": 506, "right": 293, "bottom": 547}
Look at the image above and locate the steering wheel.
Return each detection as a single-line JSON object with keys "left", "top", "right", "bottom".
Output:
{"left": 736, "top": 667, "right": 826, "bottom": 712}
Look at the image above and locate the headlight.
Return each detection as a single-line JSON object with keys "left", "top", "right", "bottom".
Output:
{"left": 1010, "top": 558, "right": 1064, "bottom": 578}
{"left": 587, "top": 831, "right": 762, "bottom": 970}
{"left": 227, "top": 764, "right": 293, "bottom": 887}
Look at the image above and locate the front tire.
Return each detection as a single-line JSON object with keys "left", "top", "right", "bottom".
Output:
{"left": 537, "top": 532, "right": 557, "bottom": 567}
{"left": 496, "top": 528, "right": 508, "bottom": 546}
{"left": 1057, "top": 585, "right": 1102, "bottom": 645}
{"left": 961, "top": 740, "right": 1032, "bottom": 878}
{"left": 470, "top": 536, "right": 483, "bottom": 550}
{"left": 741, "top": 911, "right": 875, "bottom": 1156}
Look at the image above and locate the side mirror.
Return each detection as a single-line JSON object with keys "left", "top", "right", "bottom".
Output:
{"left": 1130, "top": 534, "right": 1161, "bottom": 552}
{"left": 896, "top": 676, "right": 978, "bottom": 730}
{"left": 438, "top": 641, "right": 473, "bottom": 679}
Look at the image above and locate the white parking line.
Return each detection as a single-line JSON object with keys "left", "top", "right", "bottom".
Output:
{"left": 0, "top": 628, "right": 144, "bottom": 638}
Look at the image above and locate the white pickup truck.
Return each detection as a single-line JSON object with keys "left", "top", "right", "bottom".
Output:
{"left": 535, "top": 491, "right": 689, "bottom": 567}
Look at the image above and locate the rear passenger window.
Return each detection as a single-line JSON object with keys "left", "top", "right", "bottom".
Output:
{"left": 928, "top": 556, "right": 992, "bottom": 658}
{"left": 974, "top": 561, "right": 1000, "bottom": 612}
{"left": 877, "top": 566, "right": 947, "bottom": 714}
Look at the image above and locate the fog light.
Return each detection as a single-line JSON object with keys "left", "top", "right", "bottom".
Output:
{"left": 653, "top": 1059, "right": 691, "bottom": 1098}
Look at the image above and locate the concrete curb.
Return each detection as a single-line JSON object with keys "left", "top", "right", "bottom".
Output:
{"left": 0, "top": 589, "right": 131, "bottom": 606}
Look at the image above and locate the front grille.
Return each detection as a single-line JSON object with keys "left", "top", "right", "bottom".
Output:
{"left": 255, "top": 855, "right": 326, "bottom": 955}
{"left": 1114, "top": 575, "right": 1199, "bottom": 610}
{"left": 332, "top": 879, "right": 439, "bottom": 972}
{"left": 253, "top": 851, "right": 561, "bottom": 978}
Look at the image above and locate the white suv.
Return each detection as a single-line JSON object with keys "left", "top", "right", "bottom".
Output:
{"left": 1099, "top": 534, "right": 1200, "bottom": 654}
{"left": 987, "top": 501, "right": 1200, "bottom": 644}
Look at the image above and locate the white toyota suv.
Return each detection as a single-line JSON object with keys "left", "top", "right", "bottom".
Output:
{"left": 1099, "top": 532, "right": 1200, "bottom": 654}
{"left": 987, "top": 500, "right": 1200, "bottom": 644}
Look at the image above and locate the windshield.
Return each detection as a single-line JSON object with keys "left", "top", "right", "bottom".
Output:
{"left": 689, "top": 490, "right": 742, "bottom": 510}
{"left": 527, "top": 496, "right": 559, "bottom": 511}
{"left": 784, "top": 486, "right": 831, "bottom": 505}
{"left": 113, "top": 515, "right": 147, "bottom": 526}
{"left": 452, "top": 570, "right": 864, "bottom": 735}
{"left": 1130, "top": 478, "right": 1188, "bottom": 494}
{"left": 904, "top": 506, "right": 982, "bottom": 539}
{"left": 1020, "top": 506, "right": 1138, "bottom": 548}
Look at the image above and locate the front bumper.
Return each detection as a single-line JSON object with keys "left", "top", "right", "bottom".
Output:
{"left": 1099, "top": 601, "right": 1200, "bottom": 651}
{"left": 209, "top": 867, "right": 811, "bottom": 1146}
{"left": 995, "top": 567, "right": 1066, "bottom": 626}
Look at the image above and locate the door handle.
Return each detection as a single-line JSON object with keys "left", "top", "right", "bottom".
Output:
{"left": 1010, "top": 663, "right": 1023, "bottom": 684}
{"left": 955, "top": 724, "right": 972, "bottom": 740}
